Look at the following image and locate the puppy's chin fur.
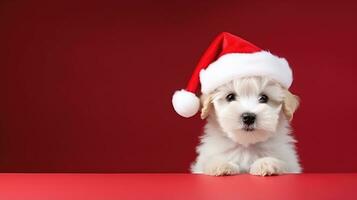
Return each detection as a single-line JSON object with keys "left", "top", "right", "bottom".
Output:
{"left": 191, "top": 77, "right": 301, "bottom": 176}
{"left": 227, "top": 129, "right": 274, "bottom": 147}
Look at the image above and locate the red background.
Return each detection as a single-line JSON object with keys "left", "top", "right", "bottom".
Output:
{"left": 1, "top": 1, "right": 357, "bottom": 172}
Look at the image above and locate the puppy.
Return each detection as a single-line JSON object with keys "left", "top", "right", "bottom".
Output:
{"left": 191, "top": 76, "right": 301, "bottom": 176}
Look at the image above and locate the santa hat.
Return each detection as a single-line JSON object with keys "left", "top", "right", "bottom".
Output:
{"left": 172, "top": 32, "right": 292, "bottom": 118}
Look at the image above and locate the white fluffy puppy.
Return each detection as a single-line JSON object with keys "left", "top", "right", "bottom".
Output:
{"left": 191, "top": 76, "right": 301, "bottom": 176}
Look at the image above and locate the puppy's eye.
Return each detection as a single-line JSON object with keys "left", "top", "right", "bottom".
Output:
{"left": 226, "top": 93, "right": 236, "bottom": 102}
{"left": 258, "top": 94, "right": 269, "bottom": 103}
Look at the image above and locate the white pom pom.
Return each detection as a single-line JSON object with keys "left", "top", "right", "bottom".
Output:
{"left": 172, "top": 89, "right": 200, "bottom": 118}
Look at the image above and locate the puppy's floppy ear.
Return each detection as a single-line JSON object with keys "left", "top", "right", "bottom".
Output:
{"left": 200, "top": 94, "right": 213, "bottom": 119}
{"left": 282, "top": 89, "right": 300, "bottom": 121}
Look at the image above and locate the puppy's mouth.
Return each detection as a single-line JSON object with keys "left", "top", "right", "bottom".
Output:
{"left": 242, "top": 126, "right": 255, "bottom": 132}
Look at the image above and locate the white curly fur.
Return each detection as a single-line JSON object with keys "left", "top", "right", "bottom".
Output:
{"left": 191, "top": 77, "right": 301, "bottom": 176}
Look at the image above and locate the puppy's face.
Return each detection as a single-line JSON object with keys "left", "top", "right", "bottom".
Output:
{"left": 201, "top": 76, "right": 299, "bottom": 146}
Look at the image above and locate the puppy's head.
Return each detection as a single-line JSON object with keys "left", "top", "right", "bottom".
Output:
{"left": 201, "top": 76, "right": 299, "bottom": 146}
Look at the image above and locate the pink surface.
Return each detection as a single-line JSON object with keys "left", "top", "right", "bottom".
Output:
{"left": 0, "top": 173, "right": 356, "bottom": 200}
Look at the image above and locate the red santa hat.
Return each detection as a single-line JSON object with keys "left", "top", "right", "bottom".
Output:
{"left": 172, "top": 32, "right": 292, "bottom": 118}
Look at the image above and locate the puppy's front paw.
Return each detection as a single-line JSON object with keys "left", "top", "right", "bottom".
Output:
{"left": 204, "top": 161, "right": 240, "bottom": 176}
{"left": 250, "top": 157, "right": 285, "bottom": 176}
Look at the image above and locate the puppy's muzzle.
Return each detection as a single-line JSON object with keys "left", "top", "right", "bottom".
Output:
{"left": 241, "top": 112, "right": 256, "bottom": 126}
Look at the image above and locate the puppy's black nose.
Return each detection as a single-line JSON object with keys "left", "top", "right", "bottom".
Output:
{"left": 241, "top": 113, "right": 256, "bottom": 125}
